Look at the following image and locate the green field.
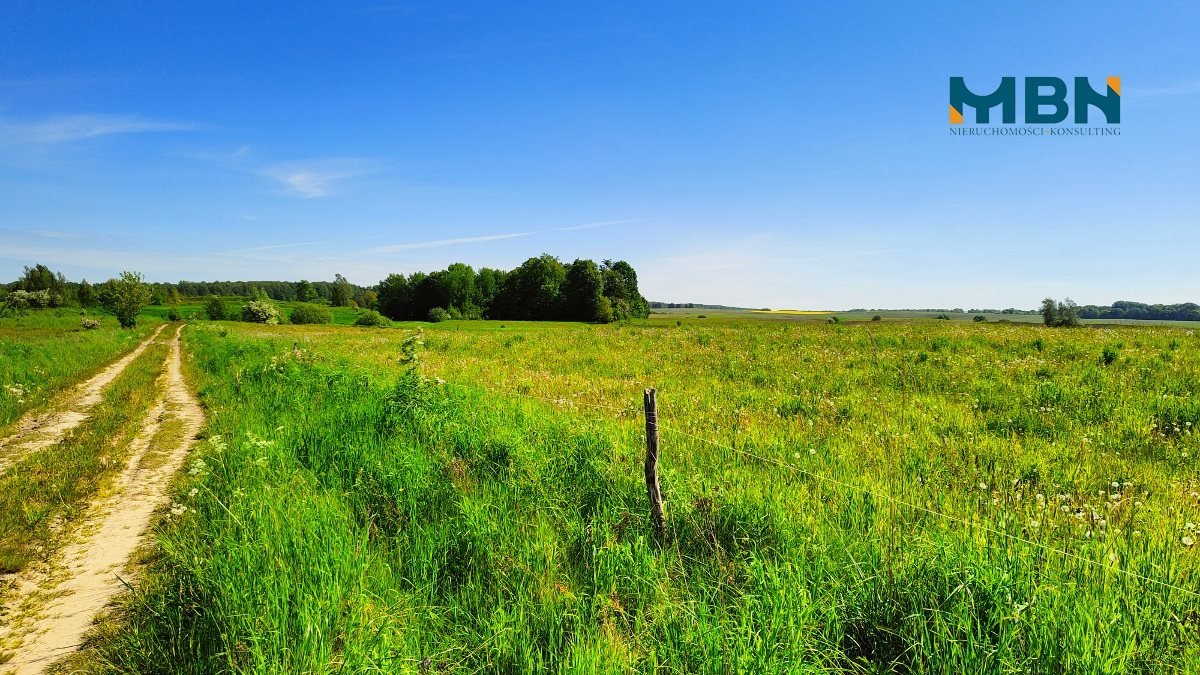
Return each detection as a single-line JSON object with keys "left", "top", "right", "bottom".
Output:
{"left": 4, "top": 312, "right": 1188, "bottom": 673}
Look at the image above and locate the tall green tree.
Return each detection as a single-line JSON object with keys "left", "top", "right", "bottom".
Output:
{"left": 78, "top": 279, "right": 95, "bottom": 307}
{"left": 16, "top": 264, "right": 62, "bottom": 294}
{"left": 562, "top": 258, "right": 608, "bottom": 322}
{"left": 295, "top": 279, "right": 318, "bottom": 303}
{"left": 331, "top": 273, "right": 353, "bottom": 307}
{"left": 601, "top": 259, "right": 649, "bottom": 319}
{"left": 443, "top": 263, "right": 478, "bottom": 317}
{"left": 376, "top": 273, "right": 412, "bottom": 320}
{"left": 495, "top": 254, "right": 566, "bottom": 320}
{"left": 104, "top": 271, "right": 152, "bottom": 329}
{"left": 1040, "top": 298, "right": 1058, "bottom": 326}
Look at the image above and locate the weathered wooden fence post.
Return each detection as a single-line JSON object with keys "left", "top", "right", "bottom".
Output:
{"left": 643, "top": 388, "right": 665, "bottom": 538}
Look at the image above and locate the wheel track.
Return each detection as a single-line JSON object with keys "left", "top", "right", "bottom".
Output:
{"left": 0, "top": 324, "right": 169, "bottom": 476}
{"left": 0, "top": 325, "right": 206, "bottom": 674}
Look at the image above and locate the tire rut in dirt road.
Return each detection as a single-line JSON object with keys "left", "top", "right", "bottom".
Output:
{"left": 0, "top": 324, "right": 169, "bottom": 476}
{"left": 0, "top": 325, "right": 206, "bottom": 674}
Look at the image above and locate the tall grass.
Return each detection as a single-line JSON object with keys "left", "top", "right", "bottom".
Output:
{"left": 73, "top": 320, "right": 1200, "bottom": 673}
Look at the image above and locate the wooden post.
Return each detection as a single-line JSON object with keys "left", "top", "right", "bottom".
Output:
{"left": 643, "top": 388, "right": 665, "bottom": 538}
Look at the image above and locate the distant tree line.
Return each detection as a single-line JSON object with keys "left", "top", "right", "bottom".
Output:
{"left": 375, "top": 255, "right": 649, "bottom": 323}
{"left": 1074, "top": 301, "right": 1200, "bottom": 322}
{"left": 171, "top": 276, "right": 367, "bottom": 305}
{"left": 849, "top": 307, "right": 1040, "bottom": 315}
{"left": 648, "top": 302, "right": 746, "bottom": 310}
{"left": 3, "top": 257, "right": 650, "bottom": 325}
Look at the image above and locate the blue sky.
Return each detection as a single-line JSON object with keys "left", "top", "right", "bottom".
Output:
{"left": 1, "top": 2, "right": 1197, "bottom": 309}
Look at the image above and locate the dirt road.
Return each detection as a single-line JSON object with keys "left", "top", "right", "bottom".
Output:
{"left": 0, "top": 325, "right": 205, "bottom": 674}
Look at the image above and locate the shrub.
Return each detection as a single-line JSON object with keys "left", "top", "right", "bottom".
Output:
{"left": 167, "top": 306, "right": 183, "bottom": 322}
{"left": 427, "top": 307, "right": 451, "bottom": 323}
{"left": 1101, "top": 344, "right": 1120, "bottom": 365}
{"left": 354, "top": 310, "right": 390, "bottom": 327}
{"left": 242, "top": 300, "right": 280, "bottom": 324}
{"left": 204, "top": 296, "right": 229, "bottom": 321}
{"left": 104, "top": 271, "right": 151, "bottom": 329}
{"left": 935, "top": 313, "right": 951, "bottom": 320}
{"left": 973, "top": 315, "right": 987, "bottom": 322}
{"left": 872, "top": 315, "right": 882, "bottom": 321}
{"left": 9, "top": 289, "right": 53, "bottom": 308}
{"left": 289, "top": 303, "right": 332, "bottom": 325}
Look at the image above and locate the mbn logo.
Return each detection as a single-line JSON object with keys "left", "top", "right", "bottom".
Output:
{"left": 949, "top": 77, "right": 1120, "bottom": 124}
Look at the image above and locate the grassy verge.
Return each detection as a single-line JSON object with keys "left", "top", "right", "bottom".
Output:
{"left": 0, "top": 336, "right": 169, "bottom": 574}
{"left": 69, "top": 324, "right": 1200, "bottom": 673}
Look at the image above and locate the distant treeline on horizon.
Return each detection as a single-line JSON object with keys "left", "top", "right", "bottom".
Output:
{"left": 3, "top": 256, "right": 651, "bottom": 324}
{"left": 4, "top": 263, "right": 1197, "bottom": 323}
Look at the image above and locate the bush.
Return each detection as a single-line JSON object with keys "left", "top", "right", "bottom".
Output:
{"left": 9, "top": 289, "right": 53, "bottom": 308}
{"left": 354, "top": 310, "right": 390, "bottom": 327}
{"left": 872, "top": 315, "right": 882, "bottom": 321}
{"left": 242, "top": 300, "right": 280, "bottom": 324}
{"left": 167, "top": 306, "right": 183, "bottom": 322}
{"left": 204, "top": 296, "right": 229, "bottom": 321}
{"left": 289, "top": 303, "right": 332, "bottom": 325}
{"left": 104, "top": 271, "right": 151, "bottom": 329}
{"left": 427, "top": 307, "right": 451, "bottom": 323}
{"left": 973, "top": 315, "right": 987, "bottom": 322}
{"left": 1101, "top": 344, "right": 1120, "bottom": 365}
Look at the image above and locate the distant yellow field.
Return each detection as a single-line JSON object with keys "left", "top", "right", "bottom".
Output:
{"left": 751, "top": 309, "right": 831, "bottom": 315}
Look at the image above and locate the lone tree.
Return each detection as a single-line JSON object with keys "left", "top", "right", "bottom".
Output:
{"left": 105, "top": 271, "right": 152, "bottom": 329}
{"left": 1041, "top": 297, "right": 1081, "bottom": 327}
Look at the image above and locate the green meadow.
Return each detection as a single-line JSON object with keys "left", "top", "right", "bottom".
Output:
{"left": 25, "top": 314, "right": 1194, "bottom": 673}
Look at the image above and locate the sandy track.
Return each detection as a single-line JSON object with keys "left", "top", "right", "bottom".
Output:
{"left": 0, "top": 324, "right": 168, "bottom": 476}
{"left": 0, "top": 325, "right": 205, "bottom": 674}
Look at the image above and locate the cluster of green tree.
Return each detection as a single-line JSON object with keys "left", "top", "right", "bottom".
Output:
{"left": 2, "top": 264, "right": 71, "bottom": 306}
{"left": 1074, "top": 301, "right": 1200, "bottom": 322}
{"left": 1041, "top": 297, "right": 1082, "bottom": 327}
{"left": 375, "top": 255, "right": 649, "bottom": 323}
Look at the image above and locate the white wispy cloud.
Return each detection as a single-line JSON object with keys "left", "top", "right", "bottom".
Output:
{"left": 555, "top": 218, "right": 642, "bottom": 231}
{"left": 0, "top": 113, "right": 194, "bottom": 144}
{"left": 259, "top": 159, "right": 376, "bottom": 198}
{"left": 367, "top": 232, "right": 534, "bottom": 253}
